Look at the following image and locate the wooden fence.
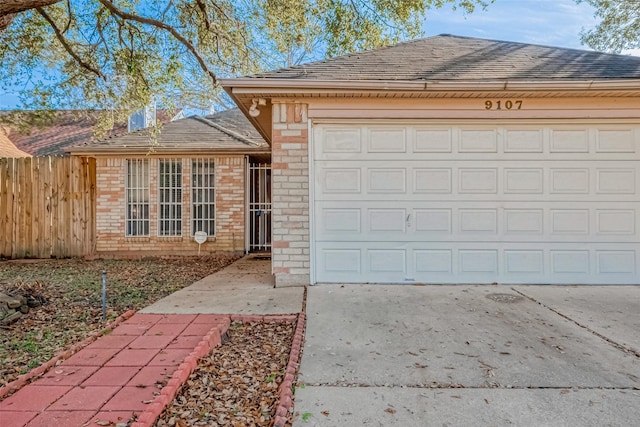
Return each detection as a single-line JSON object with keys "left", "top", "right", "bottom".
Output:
{"left": 0, "top": 156, "right": 96, "bottom": 259}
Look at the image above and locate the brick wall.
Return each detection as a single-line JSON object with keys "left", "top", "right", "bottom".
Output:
{"left": 271, "top": 102, "right": 310, "bottom": 287}
{"left": 95, "top": 155, "right": 245, "bottom": 255}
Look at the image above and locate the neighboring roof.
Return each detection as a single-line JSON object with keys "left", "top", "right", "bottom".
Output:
{"left": 0, "top": 127, "right": 30, "bottom": 158}
{"left": 247, "top": 34, "right": 640, "bottom": 81}
{"left": 3, "top": 110, "right": 176, "bottom": 157}
{"left": 68, "top": 108, "right": 269, "bottom": 156}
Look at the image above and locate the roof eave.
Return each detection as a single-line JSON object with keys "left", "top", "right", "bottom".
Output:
{"left": 220, "top": 78, "right": 640, "bottom": 93}
{"left": 66, "top": 146, "right": 271, "bottom": 156}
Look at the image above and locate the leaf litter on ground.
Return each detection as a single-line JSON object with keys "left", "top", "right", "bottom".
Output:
{"left": 0, "top": 255, "right": 239, "bottom": 387}
{"left": 155, "top": 321, "right": 294, "bottom": 427}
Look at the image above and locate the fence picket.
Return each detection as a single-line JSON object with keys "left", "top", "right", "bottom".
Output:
{"left": 0, "top": 156, "right": 96, "bottom": 259}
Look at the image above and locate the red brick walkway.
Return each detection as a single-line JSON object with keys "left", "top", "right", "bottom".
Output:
{"left": 0, "top": 313, "right": 230, "bottom": 427}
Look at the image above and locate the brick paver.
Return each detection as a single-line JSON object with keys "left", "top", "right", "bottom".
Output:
{"left": 86, "top": 410, "right": 137, "bottom": 426}
{"left": 25, "top": 410, "right": 96, "bottom": 427}
{"left": 0, "top": 313, "right": 229, "bottom": 427}
{"left": 0, "top": 411, "right": 38, "bottom": 427}
{"left": 101, "top": 386, "right": 159, "bottom": 411}
{"left": 36, "top": 366, "right": 99, "bottom": 386}
{"left": 81, "top": 367, "right": 140, "bottom": 387}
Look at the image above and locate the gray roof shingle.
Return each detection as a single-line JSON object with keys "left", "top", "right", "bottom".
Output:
{"left": 248, "top": 34, "right": 640, "bottom": 81}
{"left": 71, "top": 108, "right": 267, "bottom": 153}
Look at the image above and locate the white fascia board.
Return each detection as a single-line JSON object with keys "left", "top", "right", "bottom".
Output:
{"left": 220, "top": 78, "right": 640, "bottom": 94}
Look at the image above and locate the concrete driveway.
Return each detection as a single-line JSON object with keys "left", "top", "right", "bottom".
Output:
{"left": 293, "top": 285, "right": 640, "bottom": 427}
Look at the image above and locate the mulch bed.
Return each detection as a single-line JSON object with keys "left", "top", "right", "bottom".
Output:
{"left": 155, "top": 321, "right": 294, "bottom": 427}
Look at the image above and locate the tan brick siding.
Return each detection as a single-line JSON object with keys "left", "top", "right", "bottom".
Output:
{"left": 271, "top": 102, "right": 310, "bottom": 286}
{"left": 95, "top": 155, "right": 245, "bottom": 255}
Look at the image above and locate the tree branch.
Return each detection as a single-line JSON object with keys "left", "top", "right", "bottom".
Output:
{"left": 196, "top": 0, "right": 211, "bottom": 31}
{"left": 97, "top": 0, "right": 217, "bottom": 86}
{"left": 0, "top": 0, "right": 62, "bottom": 17}
{"left": 36, "top": 6, "right": 107, "bottom": 80}
{"left": 0, "top": 14, "right": 15, "bottom": 31}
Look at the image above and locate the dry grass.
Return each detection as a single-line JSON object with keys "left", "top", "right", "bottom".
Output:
{"left": 0, "top": 255, "right": 239, "bottom": 387}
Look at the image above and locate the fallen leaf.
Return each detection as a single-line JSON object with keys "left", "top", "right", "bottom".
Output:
{"left": 321, "top": 411, "right": 330, "bottom": 416}
{"left": 384, "top": 408, "right": 397, "bottom": 414}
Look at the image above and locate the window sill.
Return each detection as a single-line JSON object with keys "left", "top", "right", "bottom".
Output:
{"left": 125, "top": 236, "right": 151, "bottom": 241}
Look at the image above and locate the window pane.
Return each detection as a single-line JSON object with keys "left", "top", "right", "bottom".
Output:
{"left": 125, "top": 159, "right": 149, "bottom": 237}
{"left": 191, "top": 159, "right": 215, "bottom": 236}
{"left": 158, "top": 159, "right": 182, "bottom": 236}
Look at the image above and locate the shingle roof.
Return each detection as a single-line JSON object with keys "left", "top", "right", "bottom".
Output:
{"left": 0, "top": 127, "right": 30, "bottom": 158}
{"left": 3, "top": 110, "right": 179, "bottom": 156}
{"left": 3, "top": 111, "right": 128, "bottom": 156}
{"left": 70, "top": 108, "right": 267, "bottom": 153}
{"left": 248, "top": 34, "right": 640, "bottom": 81}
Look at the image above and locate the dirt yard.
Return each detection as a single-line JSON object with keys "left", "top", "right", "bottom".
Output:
{"left": 0, "top": 255, "right": 239, "bottom": 387}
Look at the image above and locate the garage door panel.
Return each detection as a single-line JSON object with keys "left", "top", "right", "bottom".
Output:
{"left": 504, "top": 168, "right": 544, "bottom": 193}
{"left": 597, "top": 251, "right": 636, "bottom": 274}
{"left": 459, "top": 209, "right": 498, "bottom": 234}
{"left": 316, "top": 242, "right": 639, "bottom": 284}
{"left": 368, "top": 128, "right": 407, "bottom": 153}
{"left": 414, "top": 209, "right": 452, "bottom": 233}
{"left": 369, "top": 209, "right": 407, "bottom": 232}
{"left": 315, "top": 161, "right": 640, "bottom": 202}
{"left": 316, "top": 202, "right": 639, "bottom": 243}
{"left": 596, "top": 129, "right": 635, "bottom": 153}
{"left": 414, "top": 168, "right": 452, "bottom": 193}
{"left": 459, "top": 129, "right": 498, "bottom": 152}
{"left": 596, "top": 169, "right": 635, "bottom": 194}
{"left": 314, "top": 125, "right": 640, "bottom": 161}
{"left": 504, "top": 129, "right": 544, "bottom": 153}
{"left": 414, "top": 129, "right": 453, "bottom": 152}
{"left": 549, "top": 129, "right": 590, "bottom": 152}
{"left": 367, "top": 168, "right": 407, "bottom": 193}
{"left": 596, "top": 210, "right": 635, "bottom": 235}
{"left": 313, "top": 123, "right": 640, "bottom": 284}
{"left": 458, "top": 168, "right": 498, "bottom": 193}
{"left": 505, "top": 250, "right": 545, "bottom": 274}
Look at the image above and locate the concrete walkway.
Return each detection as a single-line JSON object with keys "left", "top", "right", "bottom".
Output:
{"left": 293, "top": 285, "right": 640, "bottom": 427}
{"left": 141, "top": 255, "right": 303, "bottom": 314}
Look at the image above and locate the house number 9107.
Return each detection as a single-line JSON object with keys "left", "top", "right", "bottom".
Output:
{"left": 485, "top": 100, "right": 522, "bottom": 110}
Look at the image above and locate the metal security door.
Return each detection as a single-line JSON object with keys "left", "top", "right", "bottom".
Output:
{"left": 248, "top": 162, "right": 271, "bottom": 252}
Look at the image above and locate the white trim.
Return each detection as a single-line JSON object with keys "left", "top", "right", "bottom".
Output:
{"left": 221, "top": 78, "right": 640, "bottom": 93}
{"left": 245, "top": 155, "right": 250, "bottom": 254}
{"left": 308, "top": 117, "right": 317, "bottom": 285}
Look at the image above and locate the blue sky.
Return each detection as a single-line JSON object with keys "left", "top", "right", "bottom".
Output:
{"left": 423, "top": 0, "right": 597, "bottom": 50}
{"left": 0, "top": 0, "right": 607, "bottom": 109}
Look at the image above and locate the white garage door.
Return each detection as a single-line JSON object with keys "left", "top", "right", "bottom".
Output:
{"left": 312, "top": 122, "right": 640, "bottom": 284}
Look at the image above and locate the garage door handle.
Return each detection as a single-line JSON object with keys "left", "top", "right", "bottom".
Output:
{"left": 406, "top": 214, "right": 412, "bottom": 228}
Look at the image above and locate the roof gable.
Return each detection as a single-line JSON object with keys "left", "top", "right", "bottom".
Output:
{"left": 249, "top": 34, "right": 640, "bottom": 81}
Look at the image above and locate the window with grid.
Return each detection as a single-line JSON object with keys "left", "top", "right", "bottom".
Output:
{"left": 158, "top": 159, "right": 182, "bottom": 236}
{"left": 125, "top": 159, "right": 149, "bottom": 236}
{"left": 191, "top": 159, "right": 215, "bottom": 236}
